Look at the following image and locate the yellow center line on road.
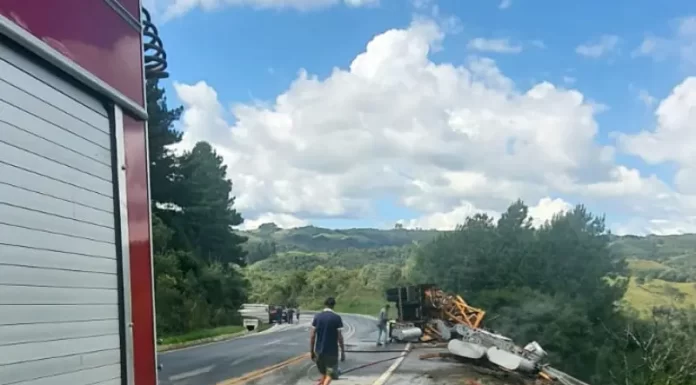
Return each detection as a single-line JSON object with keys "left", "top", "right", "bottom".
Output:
{"left": 216, "top": 353, "right": 310, "bottom": 385}
{"left": 371, "top": 342, "right": 412, "bottom": 385}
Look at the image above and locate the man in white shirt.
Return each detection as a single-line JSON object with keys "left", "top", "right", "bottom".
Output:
{"left": 376, "top": 304, "right": 390, "bottom": 346}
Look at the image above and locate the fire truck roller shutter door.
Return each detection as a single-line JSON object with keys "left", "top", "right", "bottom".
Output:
{"left": 0, "top": 38, "right": 127, "bottom": 385}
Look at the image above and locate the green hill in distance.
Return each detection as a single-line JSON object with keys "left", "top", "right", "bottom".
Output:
{"left": 243, "top": 222, "right": 441, "bottom": 251}
{"left": 242, "top": 223, "right": 696, "bottom": 265}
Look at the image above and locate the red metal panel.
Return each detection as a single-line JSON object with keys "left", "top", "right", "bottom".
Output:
{"left": 0, "top": 0, "right": 144, "bottom": 107}
{"left": 118, "top": 0, "right": 141, "bottom": 19}
{"left": 124, "top": 114, "right": 156, "bottom": 385}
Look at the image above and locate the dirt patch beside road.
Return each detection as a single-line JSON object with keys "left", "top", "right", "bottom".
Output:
{"left": 422, "top": 365, "right": 537, "bottom": 385}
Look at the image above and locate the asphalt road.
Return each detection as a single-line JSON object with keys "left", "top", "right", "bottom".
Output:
{"left": 157, "top": 313, "right": 386, "bottom": 385}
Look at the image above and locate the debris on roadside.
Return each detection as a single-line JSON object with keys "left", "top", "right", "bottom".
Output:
{"left": 385, "top": 285, "right": 590, "bottom": 385}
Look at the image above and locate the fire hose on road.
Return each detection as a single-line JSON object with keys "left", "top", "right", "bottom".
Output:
{"left": 305, "top": 348, "right": 412, "bottom": 383}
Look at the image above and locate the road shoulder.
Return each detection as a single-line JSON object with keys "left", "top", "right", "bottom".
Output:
{"left": 158, "top": 323, "right": 280, "bottom": 354}
{"left": 158, "top": 330, "right": 250, "bottom": 353}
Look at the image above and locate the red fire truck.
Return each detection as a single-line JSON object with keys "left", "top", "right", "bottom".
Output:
{"left": 0, "top": 1, "right": 164, "bottom": 384}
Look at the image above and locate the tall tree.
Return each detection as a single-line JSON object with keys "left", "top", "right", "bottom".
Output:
{"left": 535, "top": 205, "right": 628, "bottom": 319}
{"left": 146, "top": 80, "right": 183, "bottom": 206}
{"left": 495, "top": 200, "right": 536, "bottom": 289}
{"left": 171, "top": 141, "right": 247, "bottom": 265}
{"left": 411, "top": 213, "right": 498, "bottom": 295}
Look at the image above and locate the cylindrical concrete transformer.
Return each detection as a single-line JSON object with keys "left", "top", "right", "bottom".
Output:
{"left": 486, "top": 347, "right": 538, "bottom": 373}
{"left": 393, "top": 326, "right": 423, "bottom": 341}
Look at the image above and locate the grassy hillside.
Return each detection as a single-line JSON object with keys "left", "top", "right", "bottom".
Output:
{"left": 250, "top": 247, "right": 413, "bottom": 273}
{"left": 610, "top": 233, "right": 696, "bottom": 260}
{"left": 626, "top": 258, "right": 670, "bottom": 273}
{"left": 243, "top": 223, "right": 441, "bottom": 251}
{"left": 612, "top": 235, "right": 696, "bottom": 283}
{"left": 617, "top": 237, "right": 696, "bottom": 314}
{"left": 623, "top": 277, "right": 696, "bottom": 314}
{"left": 242, "top": 223, "right": 696, "bottom": 315}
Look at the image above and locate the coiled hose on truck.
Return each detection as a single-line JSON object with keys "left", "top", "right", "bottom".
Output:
{"left": 142, "top": 7, "right": 169, "bottom": 80}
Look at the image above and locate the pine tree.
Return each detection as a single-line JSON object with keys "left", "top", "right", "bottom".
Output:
{"left": 146, "top": 79, "right": 183, "bottom": 206}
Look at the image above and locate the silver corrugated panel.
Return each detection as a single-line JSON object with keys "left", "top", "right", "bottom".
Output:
{"left": 0, "top": 40, "right": 122, "bottom": 385}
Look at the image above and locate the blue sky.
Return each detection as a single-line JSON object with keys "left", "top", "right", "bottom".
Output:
{"left": 149, "top": 0, "right": 696, "bottom": 234}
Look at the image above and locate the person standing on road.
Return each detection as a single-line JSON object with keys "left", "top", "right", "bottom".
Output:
{"left": 376, "top": 304, "right": 390, "bottom": 346}
{"left": 287, "top": 308, "right": 294, "bottom": 324}
{"left": 310, "top": 297, "right": 345, "bottom": 385}
{"left": 297, "top": 307, "right": 301, "bottom": 322}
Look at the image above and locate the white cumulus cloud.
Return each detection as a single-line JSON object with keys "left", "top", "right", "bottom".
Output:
{"left": 158, "top": 0, "right": 375, "bottom": 20}
{"left": 402, "top": 197, "right": 572, "bottom": 230}
{"left": 618, "top": 78, "right": 696, "bottom": 167}
{"left": 172, "top": 18, "right": 696, "bottom": 235}
{"left": 528, "top": 197, "right": 573, "bottom": 227}
{"left": 467, "top": 38, "right": 523, "bottom": 54}
{"left": 633, "top": 15, "right": 696, "bottom": 68}
{"left": 618, "top": 77, "right": 696, "bottom": 189}
{"left": 401, "top": 201, "right": 498, "bottom": 230}
{"left": 637, "top": 89, "right": 657, "bottom": 108}
{"left": 241, "top": 213, "right": 309, "bottom": 229}
{"left": 344, "top": 0, "right": 379, "bottom": 7}
{"left": 576, "top": 34, "right": 621, "bottom": 58}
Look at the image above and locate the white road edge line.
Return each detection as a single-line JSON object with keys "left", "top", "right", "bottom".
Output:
{"left": 263, "top": 338, "right": 284, "bottom": 346}
{"left": 169, "top": 364, "right": 215, "bottom": 381}
{"left": 229, "top": 355, "right": 255, "bottom": 367}
{"left": 372, "top": 342, "right": 411, "bottom": 385}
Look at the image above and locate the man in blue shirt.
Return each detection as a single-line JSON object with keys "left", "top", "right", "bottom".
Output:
{"left": 310, "top": 297, "right": 345, "bottom": 385}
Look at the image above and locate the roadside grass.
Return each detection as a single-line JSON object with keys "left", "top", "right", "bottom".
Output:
{"left": 335, "top": 295, "right": 384, "bottom": 316}
{"left": 159, "top": 325, "right": 247, "bottom": 346}
{"left": 626, "top": 258, "right": 669, "bottom": 273}
{"left": 300, "top": 290, "right": 386, "bottom": 317}
{"left": 157, "top": 322, "right": 275, "bottom": 349}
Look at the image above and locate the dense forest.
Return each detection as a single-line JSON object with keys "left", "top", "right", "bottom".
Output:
{"left": 148, "top": 81, "right": 696, "bottom": 384}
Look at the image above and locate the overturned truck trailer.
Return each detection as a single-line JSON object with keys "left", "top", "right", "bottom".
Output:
{"left": 386, "top": 285, "right": 590, "bottom": 385}
{"left": 0, "top": 2, "right": 168, "bottom": 384}
{"left": 386, "top": 284, "right": 486, "bottom": 343}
